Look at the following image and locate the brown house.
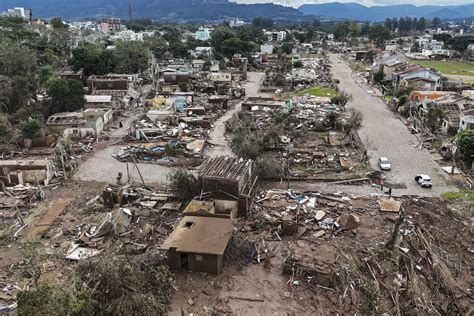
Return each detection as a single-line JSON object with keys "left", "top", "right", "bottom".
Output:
{"left": 198, "top": 156, "right": 258, "bottom": 216}
{"left": 161, "top": 216, "right": 234, "bottom": 274}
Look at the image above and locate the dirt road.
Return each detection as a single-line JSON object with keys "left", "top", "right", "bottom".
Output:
{"left": 205, "top": 72, "right": 266, "bottom": 157}
{"left": 330, "top": 54, "right": 456, "bottom": 196}
{"left": 73, "top": 113, "right": 172, "bottom": 184}
{"left": 75, "top": 73, "right": 266, "bottom": 184}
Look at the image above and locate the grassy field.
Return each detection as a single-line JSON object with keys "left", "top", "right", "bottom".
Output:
{"left": 293, "top": 87, "right": 337, "bottom": 97}
{"left": 441, "top": 189, "right": 474, "bottom": 201}
{"left": 410, "top": 59, "right": 474, "bottom": 76}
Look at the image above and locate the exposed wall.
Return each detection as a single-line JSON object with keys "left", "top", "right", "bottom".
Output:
{"left": 166, "top": 248, "right": 222, "bottom": 274}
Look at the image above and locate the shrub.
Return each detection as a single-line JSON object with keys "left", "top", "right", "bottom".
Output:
{"left": 344, "top": 109, "right": 363, "bottom": 135}
{"left": 331, "top": 91, "right": 352, "bottom": 106}
{"left": 325, "top": 111, "right": 340, "bottom": 129}
{"left": 255, "top": 157, "right": 284, "bottom": 179}
{"left": 167, "top": 169, "right": 201, "bottom": 201}
{"left": 20, "top": 117, "right": 43, "bottom": 139}
{"left": 0, "top": 116, "right": 16, "bottom": 152}
{"left": 178, "top": 82, "right": 189, "bottom": 92}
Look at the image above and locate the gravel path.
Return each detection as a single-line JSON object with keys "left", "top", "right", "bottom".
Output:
{"left": 330, "top": 54, "right": 456, "bottom": 197}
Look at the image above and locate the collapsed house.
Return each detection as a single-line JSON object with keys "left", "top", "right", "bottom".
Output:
{"left": 0, "top": 159, "right": 55, "bottom": 186}
{"left": 198, "top": 157, "right": 258, "bottom": 216}
{"left": 46, "top": 112, "right": 103, "bottom": 138}
{"left": 161, "top": 216, "right": 234, "bottom": 274}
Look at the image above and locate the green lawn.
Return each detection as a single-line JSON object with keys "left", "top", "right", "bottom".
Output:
{"left": 410, "top": 59, "right": 474, "bottom": 76}
{"left": 441, "top": 189, "right": 474, "bottom": 201}
{"left": 293, "top": 87, "right": 337, "bottom": 97}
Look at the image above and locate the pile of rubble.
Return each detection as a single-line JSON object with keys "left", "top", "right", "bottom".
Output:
{"left": 49, "top": 184, "right": 183, "bottom": 263}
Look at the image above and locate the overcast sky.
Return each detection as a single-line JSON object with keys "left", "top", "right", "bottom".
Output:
{"left": 233, "top": 0, "right": 474, "bottom": 7}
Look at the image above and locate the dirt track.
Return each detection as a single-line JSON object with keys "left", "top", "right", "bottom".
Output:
{"left": 205, "top": 72, "right": 266, "bottom": 157}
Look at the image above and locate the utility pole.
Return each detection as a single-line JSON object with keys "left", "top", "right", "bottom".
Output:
{"left": 128, "top": 0, "right": 132, "bottom": 22}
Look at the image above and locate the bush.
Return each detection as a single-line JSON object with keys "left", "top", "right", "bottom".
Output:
{"left": 20, "top": 117, "right": 43, "bottom": 139}
{"left": 255, "top": 157, "right": 284, "bottom": 179}
{"left": 178, "top": 82, "right": 190, "bottom": 92}
{"left": 325, "top": 111, "right": 340, "bottom": 129}
{"left": 0, "top": 116, "right": 17, "bottom": 153}
{"left": 231, "top": 129, "right": 263, "bottom": 160}
{"left": 331, "top": 92, "right": 351, "bottom": 106}
{"left": 167, "top": 170, "right": 201, "bottom": 201}
{"left": 344, "top": 109, "right": 363, "bottom": 135}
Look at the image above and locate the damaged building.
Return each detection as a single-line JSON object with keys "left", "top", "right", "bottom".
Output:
{"left": 161, "top": 216, "right": 234, "bottom": 274}
{"left": 198, "top": 157, "right": 258, "bottom": 216}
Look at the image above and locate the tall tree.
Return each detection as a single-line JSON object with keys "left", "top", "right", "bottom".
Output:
{"left": 47, "top": 79, "right": 85, "bottom": 114}
{"left": 369, "top": 24, "right": 390, "bottom": 48}
{"left": 114, "top": 41, "right": 149, "bottom": 74}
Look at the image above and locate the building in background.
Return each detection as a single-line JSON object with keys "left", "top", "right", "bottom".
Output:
{"left": 0, "top": 7, "right": 32, "bottom": 21}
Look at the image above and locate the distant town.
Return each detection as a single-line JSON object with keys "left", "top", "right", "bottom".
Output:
{"left": 0, "top": 5, "right": 473, "bottom": 315}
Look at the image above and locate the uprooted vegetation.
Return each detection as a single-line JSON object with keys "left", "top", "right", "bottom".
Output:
{"left": 225, "top": 99, "right": 368, "bottom": 181}
{"left": 17, "top": 257, "right": 176, "bottom": 315}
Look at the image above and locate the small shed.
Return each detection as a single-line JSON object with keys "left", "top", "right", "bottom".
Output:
{"left": 161, "top": 216, "right": 234, "bottom": 274}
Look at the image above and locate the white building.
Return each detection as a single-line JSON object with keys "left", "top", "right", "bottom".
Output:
{"left": 191, "top": 47, "right": 213, "bottom": 59}
{"left": 195, "top": 27, "right": 213, "bottom": 41}
{"left": 265, "top": 31, "right": 287, "bottom": 42}
{"left": 260, "top": 44, "right": 274, "bottom": 54}
{"left": 229, "top": 18, "right": 245, "bottom": 28}
{"left": 1, "top": 7, "right": 31, "bottom": 20}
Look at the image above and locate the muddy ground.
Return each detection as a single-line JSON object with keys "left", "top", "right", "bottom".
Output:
{"left": 0, "top": 179, "right": 471, "bottom": 315}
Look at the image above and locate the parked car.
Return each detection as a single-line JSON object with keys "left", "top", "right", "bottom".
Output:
{"left": 415, "top": 174, "right": 432, "bottom": 188}
{"left": 378, "top": 157, "right": 391, "bottom": 171}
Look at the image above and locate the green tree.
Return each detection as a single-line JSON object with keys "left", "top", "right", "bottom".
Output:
{"left": 432, "top": 17, "right": 442, "bottom": 28}
{"left": 50, "top": 17, "right": 68, "bottom": 30}
{"left": 71, "top": 44, "right": 115, "bottom": 75}
{"left": 333, "top": 22, "right": 350, "bottom": 40}
{"left": 20, "top": 117, "right": 43, "bottom": 139}
{"left": 348, "top": 21, "right": 361, "bottom": 37}
{"left": 252, "top": 17, "right": 273, "bottom": 28}
{"left": 0, "top": 75, "right": 13, "bottom": 113}
{"left": 47, "top": 79, "right": 85, "bottom": 114}
{"left": 344, "top": 109, "right": 363, "bottom": 135}
{"left": 281, "top": 42, "right": 293, "bottom": 55}
{"left": 169, "top": 41, "right": 190, "bottom": 59}
{"left": 221, "top": 37, "right": 244, "bottom": 58}
{"left": 417, "top": 17, "right": 426, "bottom": 31}
{"left": 433, "top": 33, "right": 452, "bottom": 44}
{"left": 35, "top": 65, "right": 55, "bottom": 91}
{"left": 447, "top": 36, "right": 474, "bottom": 53}
{"left": 369, "top": 24, "right": 390, "bottom": 48}
{"left": 211, "top": 27, "right": 236, "bottom": 53}
{"left": 426, "top": 108, "right": 447, "bottom": 133}
{"left": 457, "top": 130, "right": 474, "bottom": 163}
{"left": 114, "top": 41, "right": 149, "bottom": 74}
{"left": 373, "top": 66, "right": 384, "bottom": 84}
{"left": 0, "top": 45, "right": 37, "bottom": 113}
{"left": 144, "top": 34, "right": 169, "bottom": 58}
{"left": 167, "top": 170, "right": 201, "bottom": 201}
{"left": 0, "top": 116, "right": 16, "bottom": 152}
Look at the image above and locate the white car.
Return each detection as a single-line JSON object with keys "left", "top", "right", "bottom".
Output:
{"left": 415, "top": 174, "right": 432, "bottom": 188}
{"left": 378, "top": 157, "right": 391, "bottom": 171}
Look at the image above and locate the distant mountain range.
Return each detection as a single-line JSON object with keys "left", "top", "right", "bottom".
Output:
{"left": 1, "top": 1, "right": 473, "bottom": 22}
{"left": 299, "top": 2, "right": 474, "bottom": 21}
{"left": 0, "top": 0, "right": 304, "bottom": 22}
